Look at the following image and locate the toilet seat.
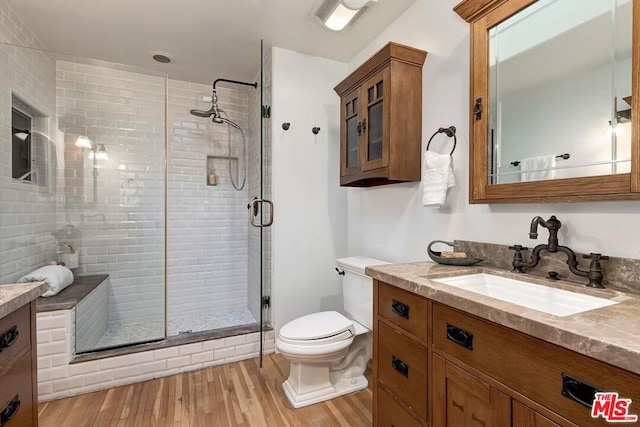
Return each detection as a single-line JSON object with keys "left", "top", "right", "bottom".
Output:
{"left": 276, "top": 311, "right": 358, "bottom": 357}
{"left": 279, "top": 311, "right": 355, "bottom": 343}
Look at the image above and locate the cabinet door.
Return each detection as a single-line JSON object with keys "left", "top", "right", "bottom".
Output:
{"left": 513, "top": 401, "right": 563, "bottom": 427}
{"left": 432, "top": 354, "right": 510, "bottom": 427}
{"left": 340, "top": 89, "right": 360, "bottom": 178}
{"left": 360, "top": 68, "right": 390, "bottom": 172}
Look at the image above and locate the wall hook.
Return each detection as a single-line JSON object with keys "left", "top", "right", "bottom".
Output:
{"left": 312, "top": 127, "right": 321, "bottom": 135}
{"left": 282, "top": 122, "right": 290, "bottom": 130}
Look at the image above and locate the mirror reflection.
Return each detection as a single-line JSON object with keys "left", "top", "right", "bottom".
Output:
{"left": 488, "top": 0, "right": 633, "bottom": 184}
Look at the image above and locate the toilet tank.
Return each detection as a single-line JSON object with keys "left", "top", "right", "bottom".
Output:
{"left": 336, "top": 256, "right": 389, "bottom": 330}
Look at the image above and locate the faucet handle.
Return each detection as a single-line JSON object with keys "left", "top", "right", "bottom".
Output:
{"left": 509, "top": 245, "right": 529, "bottom": 252}
{"left": 583, "top": 253, "right": 610, "bottom": 261}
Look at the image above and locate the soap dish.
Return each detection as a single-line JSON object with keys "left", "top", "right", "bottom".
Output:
{"left": 427, "top": 240, "right": 484, "bottom": 266}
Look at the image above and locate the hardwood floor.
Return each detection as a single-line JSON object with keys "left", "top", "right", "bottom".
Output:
{"left": 38, "top": 353, "right": 372, "bottom": 427}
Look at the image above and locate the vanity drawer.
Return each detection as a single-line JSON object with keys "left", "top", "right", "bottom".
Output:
{"left": 0, "top": 304, "right": 31, "bottom": 371}
{"left": 0, "top": 351, "right": 34, "bottom": 427}
{"left": 432, "top": 303, "right": 640, "bottom": 426}
{"left": 377, "top": 385, "right": 425, "bottom": 427}
{"left": 378, "top": 282, "right": 428, "bottom": 342}
{"left": 377, "top": 321, "right": 427, "bottom": 420}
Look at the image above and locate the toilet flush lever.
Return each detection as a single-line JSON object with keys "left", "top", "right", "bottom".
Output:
{"left": 335, "top": 268, "right": 345, "bottom": 276}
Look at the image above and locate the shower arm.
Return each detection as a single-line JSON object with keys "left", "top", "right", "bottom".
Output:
{"left": 213, "top": 78, "right": 258, "bottom": 90}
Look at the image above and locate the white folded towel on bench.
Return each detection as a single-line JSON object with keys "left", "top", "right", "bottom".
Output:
{"left": 17, "top": 265, "right": 74, "bottom": 297}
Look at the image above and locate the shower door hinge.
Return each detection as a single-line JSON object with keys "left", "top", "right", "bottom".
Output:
{"left": 262, "top": 296, "right": 270, "bottom": 308}
{"left": 262, "top": 105, "right": 271, "bottom": 118}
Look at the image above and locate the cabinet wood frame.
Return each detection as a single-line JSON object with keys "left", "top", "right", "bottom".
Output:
{"left": 334, "top": 42, "right": 426, "bottom": 187}
{"left": 455, "top": 0, "right": 640, "bottom": 203}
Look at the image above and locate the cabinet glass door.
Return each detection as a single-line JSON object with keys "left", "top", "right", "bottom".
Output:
{"left": 342, "top": 90, "right": 360, "bottom": 176}
{"left": 361, "top": 69, "right": 389, "bottom": 171}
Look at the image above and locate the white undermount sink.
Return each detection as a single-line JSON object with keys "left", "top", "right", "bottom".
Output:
{"left": 432, "top": 273, "right": 618, "bottom": 317}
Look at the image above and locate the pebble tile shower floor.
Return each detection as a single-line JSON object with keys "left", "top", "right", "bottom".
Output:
{"left": 94, "top": 307, "right": 257, "bottom": 349}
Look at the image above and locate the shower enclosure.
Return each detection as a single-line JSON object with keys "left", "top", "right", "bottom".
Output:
{"left": 0, "top": 36, "right": 272, "bottom": 359}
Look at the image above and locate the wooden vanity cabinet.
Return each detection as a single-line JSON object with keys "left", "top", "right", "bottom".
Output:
{"left": 373, "top": 279, "right": 640, "bottom": 427}
{"left": 0, "top": 302, "right": 38, "bottom": 427}
{"left": 334, "top": 42, "right": 426, "bottom": 187}
{"left": 373, "top": 281, "right": 429, "bottom": 426}
{"left": 432, "top": 354, "right": 510, "bottom": 427}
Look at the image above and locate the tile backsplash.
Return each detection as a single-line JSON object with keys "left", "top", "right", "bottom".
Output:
{"left": 455, "top": 240, "right": 640, "bottom": 295}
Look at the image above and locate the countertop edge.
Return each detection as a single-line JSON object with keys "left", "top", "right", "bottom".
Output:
{"left": 0, "top": 282, "right": 49, "bottom": 318}
{"left": 366, "top": 262, "right": 640, "bottom": 376}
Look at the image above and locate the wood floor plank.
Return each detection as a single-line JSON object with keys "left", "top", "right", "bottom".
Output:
{"left": 39, "top": 353, "right": 372, "bottom": 427}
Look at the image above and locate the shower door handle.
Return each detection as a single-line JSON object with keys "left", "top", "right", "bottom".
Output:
{"left": 248, "top": 198, "right": 274, "bottom": 228}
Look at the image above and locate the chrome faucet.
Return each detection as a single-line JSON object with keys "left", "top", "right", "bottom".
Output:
{"left": 510, "top": 215, "right": 608, "bottom": 288}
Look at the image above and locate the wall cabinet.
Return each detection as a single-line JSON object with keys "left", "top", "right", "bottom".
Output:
{"left": 334, "top": 42, "right": 426, "bottom": 187}
{"left": 373, "top": 279, "right": 640, "bottom": 427}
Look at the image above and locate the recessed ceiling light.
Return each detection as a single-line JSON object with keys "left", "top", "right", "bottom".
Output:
{"left": 310, "top": 0, "right": 378, "bottom": 32}
{"left": 151, "top": 51, "right": 173, "bottom": 64}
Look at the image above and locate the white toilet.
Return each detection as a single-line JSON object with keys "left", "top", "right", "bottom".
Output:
{"left": 276, "top": 256, "right": 389, "bottom": 408}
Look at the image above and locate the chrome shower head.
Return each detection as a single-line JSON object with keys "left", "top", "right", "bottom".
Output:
{"left": 190, "top": 89, "right": 222, "bottom": 121}
{"left": 189, "top": 107, "right": 215, "bottom": 118}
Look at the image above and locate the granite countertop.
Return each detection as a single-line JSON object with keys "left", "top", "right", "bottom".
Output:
{"left": 0, "top": 282, "right": 48, "bottom": 318}
{"left": 366, "top": 262, "right": 640, "bottom": 376}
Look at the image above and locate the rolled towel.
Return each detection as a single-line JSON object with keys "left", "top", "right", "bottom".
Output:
{"left": 17, "top": 265, "right": 74, "bottom": 297}
{"left": 422, "top": 151, "right": 455, "bottom": 207}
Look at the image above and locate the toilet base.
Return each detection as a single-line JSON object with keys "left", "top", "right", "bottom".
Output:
{"left": 282, "top": 375, "right": 368, "bottom": 408}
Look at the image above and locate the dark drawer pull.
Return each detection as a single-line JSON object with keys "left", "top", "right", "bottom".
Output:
{"left": 0, "top": 394, "right": 20, "bottom": 426}
{"left": 446, "top": 323, "right": 473, "bottom": 350}
{"left": 562, "top": 373, "right": 603, "bottom": 409}
{"left": 391, "top": 299, "right": 409, "bottom": 319}
{"left": 0, "top": 326, "right": 19, "bottom": 353}
{"left": 391, "top": 355, "right": 409, "bottom": 377}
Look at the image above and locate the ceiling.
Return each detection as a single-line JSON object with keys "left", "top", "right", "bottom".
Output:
{"left": 8, "top": 0, "right": 417, "bottom": 85}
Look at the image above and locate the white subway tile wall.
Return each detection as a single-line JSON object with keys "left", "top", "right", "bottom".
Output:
{"left": 55, "top": 60, "right": 166, "bottom": 332}
{"left": 74, "top": 277, "right": 109, "bottom": 352}
{"left": 0, "top": 0, "right": 58, "bottom": 284}
{"left": 37, "top": 310, "right": 275, "bottom": 402}
{"left": 166, "top": 80, "right": 252, "bottom": 328}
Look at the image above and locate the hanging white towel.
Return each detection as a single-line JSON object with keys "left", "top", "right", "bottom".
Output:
{"left": 520, "top": 155, "right": 557, "bottom": 182}
{"left": 422, "top": 151, "right": 455, "bottom": 207}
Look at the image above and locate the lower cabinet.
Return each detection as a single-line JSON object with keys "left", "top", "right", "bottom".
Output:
{"left": 377, "top": 385, "right": 425, "bottom": 427}
{"left": 373, "top": 280, "right": 640, "bottom": 427}
{"left": 432, "top": 354, "right": 510, "bottom": 427}
{"left": 512, "top": 401, "right": 562, "bottom": 427}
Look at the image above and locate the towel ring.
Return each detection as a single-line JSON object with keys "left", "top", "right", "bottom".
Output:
{"left": 426, "top": 126, "right": 457, "bottom": 156}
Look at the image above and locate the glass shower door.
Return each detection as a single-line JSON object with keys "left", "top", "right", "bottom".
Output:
{"left": 257, "top": 39, "right": 273, "bottom": 367}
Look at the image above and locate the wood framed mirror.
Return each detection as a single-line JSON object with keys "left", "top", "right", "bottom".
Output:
{"left": 455, "top": 0, "right": 640, "bottom": 203}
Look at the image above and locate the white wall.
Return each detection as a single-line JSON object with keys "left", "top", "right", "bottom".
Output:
{"left": 346, "top": 0, "right": 640, "bottom": 264}
{"left": 0, "top": 0, "right": 58, "bottom": 285}
{"left": 271, "top": 47, "right": 348, "bottom": 333}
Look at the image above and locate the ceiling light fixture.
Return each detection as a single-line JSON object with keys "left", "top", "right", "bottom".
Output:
{"left": 311, "top": 0, "right": 378, "bottom": 32}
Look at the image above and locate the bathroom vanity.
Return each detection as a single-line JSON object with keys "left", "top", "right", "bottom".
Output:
{"left": 0, "top": 282, "right": 47, "bottom": 427}
{"left": 368, "top": 263, "right": 640, "bottom": 427}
